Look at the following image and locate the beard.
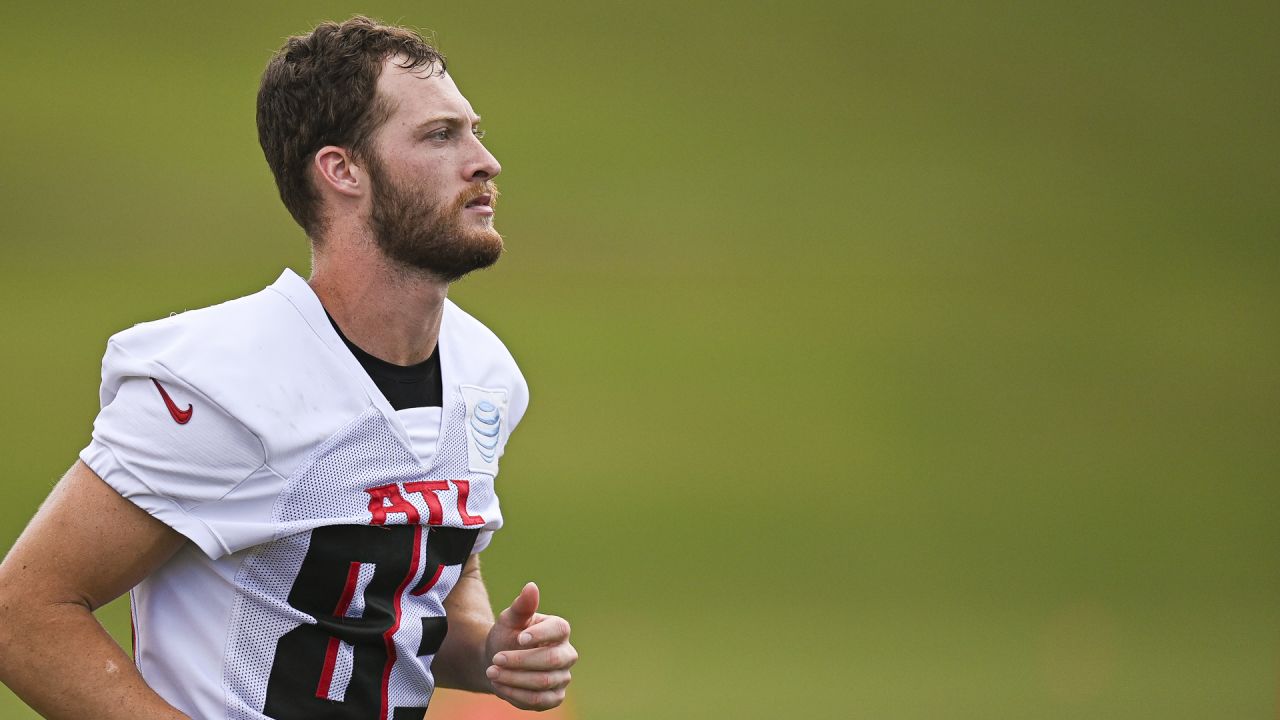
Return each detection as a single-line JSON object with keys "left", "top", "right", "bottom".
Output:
{"left": 366, "top": 155, "right": 503, "bottom": 283}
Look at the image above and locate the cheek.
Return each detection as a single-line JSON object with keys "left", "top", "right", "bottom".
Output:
{"left": 403, "top": 159, "right": 454, "bottom": 192}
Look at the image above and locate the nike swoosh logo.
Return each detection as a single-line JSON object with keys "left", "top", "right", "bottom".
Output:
{"left": 151, "top": 378, "right": 193, "bottom": 424}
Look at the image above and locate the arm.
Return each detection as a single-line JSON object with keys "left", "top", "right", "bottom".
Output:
{"left": 0, "top": 461, "right": 189, "bottom": 719}
{"left": 433, "top": 555, "right": 578, "bottom": 711}
{"left": 432, "top": 553, "right": 496, "bottom": 692}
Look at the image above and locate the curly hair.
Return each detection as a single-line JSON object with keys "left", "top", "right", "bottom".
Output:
{"left": 257, "top": 16, "right": 446, "bottom": 237}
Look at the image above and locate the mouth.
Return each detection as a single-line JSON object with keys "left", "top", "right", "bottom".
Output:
{"left": 463, "top": 193, "right": 494, "bottom": 215}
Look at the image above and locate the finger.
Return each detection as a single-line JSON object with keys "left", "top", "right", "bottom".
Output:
{"left": 517, "top": 614, "right": 571, "bottom": 647}
{"left": 492, "top": 683, "right": 566, "bottom": 712}
{"left": 485, "top": 665, "right": 572, "bottom": 692}
{"left": 492, "top": 642, "right": 578, "bottom": 672}
{"left": 496, "top": 581, "right": 539, "bottom": 630}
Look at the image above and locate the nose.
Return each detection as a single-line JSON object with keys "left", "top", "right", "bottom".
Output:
{"left": 466, "top": 137, "right": 502, "bottom": 182}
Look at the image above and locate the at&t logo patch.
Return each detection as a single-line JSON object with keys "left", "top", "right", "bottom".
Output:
{"left": 459, "top": 385, "right": 509, "bottom": 475}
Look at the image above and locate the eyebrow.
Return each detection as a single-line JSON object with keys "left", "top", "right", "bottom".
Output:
{"left": 414, "top": 114, "right": 482, "bottom": 131}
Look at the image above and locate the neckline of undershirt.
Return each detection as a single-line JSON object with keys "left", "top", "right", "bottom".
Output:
{"left": 324, "top": 310, "right": 442, "bottom": 408}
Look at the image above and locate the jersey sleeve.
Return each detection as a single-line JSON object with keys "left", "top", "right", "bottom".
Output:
{"left": 473, "top": 364, "right": 527, "bottom": 557}
{"left": 506, "top": 368, "right": 530, "bottom": 434}
{"left": 80, "top": 337, "right": 267, "bottom": 558}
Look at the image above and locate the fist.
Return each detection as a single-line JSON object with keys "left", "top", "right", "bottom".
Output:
{"left": 484, "top": 582, "right": 577, "bottom": 711}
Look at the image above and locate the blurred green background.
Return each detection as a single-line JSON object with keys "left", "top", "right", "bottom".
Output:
{"left": 1, "top": 1, "right": 1277, "bottom": 718}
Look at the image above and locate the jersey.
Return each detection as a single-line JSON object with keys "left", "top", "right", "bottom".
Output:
{"left": 78, "top": 269, "right": 529, "bottom": 720}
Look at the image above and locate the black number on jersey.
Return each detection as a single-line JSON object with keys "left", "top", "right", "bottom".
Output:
{"left": 263, "top": 524, "right": 478, "bottom": 720}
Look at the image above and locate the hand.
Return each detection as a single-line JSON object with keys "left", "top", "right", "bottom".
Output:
{"left": 484, "top": 582, "right": 577, "bottom": 711}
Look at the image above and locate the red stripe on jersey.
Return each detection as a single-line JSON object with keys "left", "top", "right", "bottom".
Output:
{"left": 315, "top": 562, "right": 362, "bottom": 700}
{"left": 381, "top": 524, "right": 422, "bottom": 720}
{"left": 316, "top": 641, "right": 341, "bottom": 700}
{"left": 411, "top": 563, "right": 446, "bottom": 597}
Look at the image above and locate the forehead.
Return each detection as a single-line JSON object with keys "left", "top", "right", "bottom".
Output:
{"left": 375, "top": 57, "right": 477, "bottom": 123}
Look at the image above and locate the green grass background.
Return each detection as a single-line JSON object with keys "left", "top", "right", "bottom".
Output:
{"left": 1, "top": 2, "right": 1277, "bottom": 718}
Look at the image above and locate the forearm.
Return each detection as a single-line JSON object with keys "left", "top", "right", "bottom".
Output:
{"left": 0, "top": 601, "right": 188, "bottom": 720}
{"left": 431, "top": 555, "right": 496, "bottom": 693}
{"left": 0, "top": 461, "right": 189, "bottom": 719}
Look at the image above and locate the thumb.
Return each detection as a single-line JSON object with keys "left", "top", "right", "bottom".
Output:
{"left": 497, "top": 581, "right": 540, "bottom": 629}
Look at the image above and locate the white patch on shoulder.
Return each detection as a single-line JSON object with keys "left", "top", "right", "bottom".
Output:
{"left": 459, "top": 385, "right": 509, "bottom": 476}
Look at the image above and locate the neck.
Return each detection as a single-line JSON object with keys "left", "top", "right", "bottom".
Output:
{"left": 308, "top": 233, "right": 449, "bottom": 366}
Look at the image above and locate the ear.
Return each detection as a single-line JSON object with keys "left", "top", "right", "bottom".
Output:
{"left": 312, "top": 145, "right": 365, "bottom": 198}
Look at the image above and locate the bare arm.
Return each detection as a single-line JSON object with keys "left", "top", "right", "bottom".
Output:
{"left": 0, "top": 461, "right": 189, "bottom": 719}
{"left": 432, "top": 553, "right": 497, "bottom": 692}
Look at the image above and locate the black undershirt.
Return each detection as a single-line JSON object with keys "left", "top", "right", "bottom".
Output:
{"left": 327, "top": 313, "right": 442, "bottom": 410}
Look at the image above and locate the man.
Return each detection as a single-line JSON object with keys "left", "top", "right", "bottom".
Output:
{"left": 0, "top": 16, "right": 575, "bottom": 720}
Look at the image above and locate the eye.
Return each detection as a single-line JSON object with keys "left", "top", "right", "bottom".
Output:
{"left": 472, "top": 128, "right": 486, "bottom": 140}
{"left": 426, "top": 128, "right": 451, "bottom": 142}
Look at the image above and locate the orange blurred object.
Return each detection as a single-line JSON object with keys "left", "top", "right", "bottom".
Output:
{"left": 425, "top": 689, "right": 577, "bottom": 719}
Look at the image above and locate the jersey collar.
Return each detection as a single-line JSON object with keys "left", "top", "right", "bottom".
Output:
{"left": 264, "top": 268, "right": 419, "bottom": 454}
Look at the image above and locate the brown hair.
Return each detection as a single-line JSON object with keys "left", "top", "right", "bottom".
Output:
{"left": 256, "top": 16, "right": 446, "bottom": 237}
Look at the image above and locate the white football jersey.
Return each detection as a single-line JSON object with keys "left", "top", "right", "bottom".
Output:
{"left": 79, "top": 269, "right": 529, "bottom": 720}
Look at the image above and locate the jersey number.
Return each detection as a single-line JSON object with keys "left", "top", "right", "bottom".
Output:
{"left": 263, "top": 524, "right": 477, "bottom": 720}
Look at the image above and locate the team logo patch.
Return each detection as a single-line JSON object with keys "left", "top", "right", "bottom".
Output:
{"left": 459, "top": 385, "right": 509, "bottom": 475}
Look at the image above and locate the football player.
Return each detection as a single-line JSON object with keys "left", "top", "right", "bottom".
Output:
{"left": 0, "top": 16, "right": 575, "bottom": 720}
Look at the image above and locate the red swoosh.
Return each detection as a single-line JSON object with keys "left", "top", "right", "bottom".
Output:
{"left": 151, "top": 378, "right": 193, "bottom": 424}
